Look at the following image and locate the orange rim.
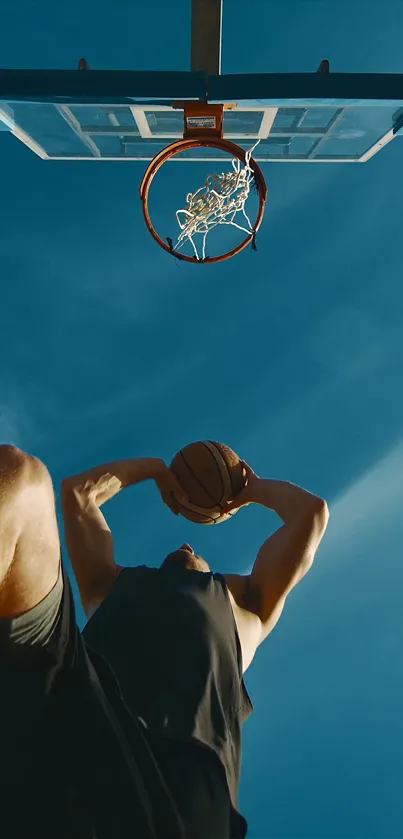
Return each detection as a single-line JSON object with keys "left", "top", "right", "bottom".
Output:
{"left": 139, "top": 137, "right": 268, "bottom": 263}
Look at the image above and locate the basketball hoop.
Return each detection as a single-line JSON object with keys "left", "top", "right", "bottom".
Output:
{"left": 139, "top": 104, "right": 268, "bottom": 263}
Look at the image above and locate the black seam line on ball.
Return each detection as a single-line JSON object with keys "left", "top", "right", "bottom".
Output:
{"left": 206, "top": 441, "right": 230, "bottom": 505}
{"left": 179, "top": 448, "right": 222, "bottom": 508}
{"left": 175, "top": 499, "right": 217, "bottom": 524}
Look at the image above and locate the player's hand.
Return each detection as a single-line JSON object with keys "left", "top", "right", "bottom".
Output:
{"left": 153, "top": 461, "right": 188, "bottom": 515}
{"left": 220, "top": 461, "right": 259, "bottom": 514}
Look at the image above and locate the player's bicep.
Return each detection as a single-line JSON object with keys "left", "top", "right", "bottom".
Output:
{"left": 250, "top": 502, "right": 329, "bottom": 624}
{"left": 60, "top": 484, "right": 117, "bottom": 611}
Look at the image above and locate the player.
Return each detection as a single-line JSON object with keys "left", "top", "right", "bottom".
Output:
{"left": 0, "top": 445, "right": 329, "bottom": 838}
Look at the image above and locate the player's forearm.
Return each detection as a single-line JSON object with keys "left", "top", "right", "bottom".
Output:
{"left": 61, "top": 456, "right": 163, "bottom": 508}
{"left": 249, "top": 477, "right": 327, "bottom": 524}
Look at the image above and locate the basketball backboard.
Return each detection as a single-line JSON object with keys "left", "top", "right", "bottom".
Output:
{"left": 1, "top": 0, "right": 403, "bottom": 164}
{"left": 1, "top": 69, "right": 403, "bottom": 163}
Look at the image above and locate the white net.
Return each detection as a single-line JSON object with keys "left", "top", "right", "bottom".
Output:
{"left": 173, "top": 141, "right": 261, "bottom": 261}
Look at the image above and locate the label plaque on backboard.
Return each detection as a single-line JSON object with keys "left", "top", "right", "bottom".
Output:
{"left": 186, "top": 116, "right": 217, "bottom": 129}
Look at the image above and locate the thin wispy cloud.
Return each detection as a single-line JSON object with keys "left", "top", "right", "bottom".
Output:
{"left": 321, "top": 438, "right": 403, "bottom": 559}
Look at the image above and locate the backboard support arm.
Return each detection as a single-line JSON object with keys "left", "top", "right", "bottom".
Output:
{"left": 191, "top": 0, "right": 223, "bottom": 75}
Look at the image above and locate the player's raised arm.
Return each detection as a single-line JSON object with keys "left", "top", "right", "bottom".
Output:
{"left": 60, "top": 456, "right": 185, "bottom": 613}
{"left": 223, "top": 463, "right": 329, "bottom": 635}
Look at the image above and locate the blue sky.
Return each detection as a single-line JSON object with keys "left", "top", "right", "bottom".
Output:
{"left": 1, "top": 0, "right": 403, "bottom": 836}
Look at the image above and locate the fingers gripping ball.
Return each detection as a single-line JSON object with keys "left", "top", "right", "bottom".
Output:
{"left": 169, "top": 441, "right": 246, "bottom": 524}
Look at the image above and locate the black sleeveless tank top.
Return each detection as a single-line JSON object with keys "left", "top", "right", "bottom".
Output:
{"left": 82, "top": 564, "right": 253, "bottom": 827}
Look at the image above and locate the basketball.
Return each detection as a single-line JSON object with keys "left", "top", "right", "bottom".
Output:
{"left": 169, "top": 441, "right": 246, "bottom": 524}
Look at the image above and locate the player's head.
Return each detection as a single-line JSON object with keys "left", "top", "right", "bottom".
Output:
{"left": 161, "top": 544, "right": 210, "bottom": 573}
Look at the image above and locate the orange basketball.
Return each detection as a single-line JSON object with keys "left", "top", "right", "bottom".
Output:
{"left": 169, "top": 440, "right": 246, "bottom": 524}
